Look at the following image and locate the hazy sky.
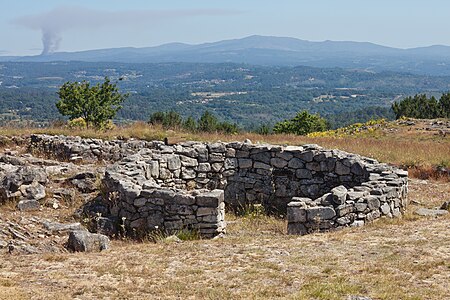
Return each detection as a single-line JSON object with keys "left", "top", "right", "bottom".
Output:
{"left": 2, "top": 0, "right": 450, "bottom": 56}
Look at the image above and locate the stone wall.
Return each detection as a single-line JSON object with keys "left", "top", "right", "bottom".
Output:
{"left": 286, "top": 169, "right": 408, "bottom": 235}
{"left": 103, "top": 171, "right": 226, "bottom": 238}
{"left": 28, "top": 134, "right": 408, "bottom": 237}
{"left": 29, "top": 134, "right": 159, "bottom": 162}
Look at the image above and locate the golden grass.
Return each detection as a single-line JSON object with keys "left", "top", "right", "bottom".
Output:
{"left": 0, "top": 278, "right": 28, "bottom": 300}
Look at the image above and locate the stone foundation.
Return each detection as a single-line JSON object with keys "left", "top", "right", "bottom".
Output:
{"left": 29, "top": 134, "right": 408, "bottom": 237}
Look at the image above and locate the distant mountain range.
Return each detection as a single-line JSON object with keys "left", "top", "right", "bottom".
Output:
{"left": 2, "top": 35, "right": 450, "bottom": 75}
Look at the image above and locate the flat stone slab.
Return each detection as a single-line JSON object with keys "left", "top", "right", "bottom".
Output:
{"left": 17, "top": 200, "right": 40, "bottom": 211}
{"left": 43, "top": 221, "right": 84, "bottom": 233}
{"left": 414, "top": 208, "right": 449, "bottom": 217}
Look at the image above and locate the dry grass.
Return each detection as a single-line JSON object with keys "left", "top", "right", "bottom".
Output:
{"left": 1, "top": 120, "right": 449, "bottom": 171}
{"left": 0, "top": 179, "right": 449, "bottom": 300}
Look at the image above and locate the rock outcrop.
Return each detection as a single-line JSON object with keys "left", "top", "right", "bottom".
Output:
{"left": 67, "top": 230, "right": 110, "bottom": 252}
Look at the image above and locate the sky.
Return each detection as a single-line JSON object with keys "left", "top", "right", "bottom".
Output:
{"left": 1, "top": 0, "right": 450, "bottom": 56}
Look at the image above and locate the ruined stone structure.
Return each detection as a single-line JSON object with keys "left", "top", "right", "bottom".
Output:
{"left": 29, "top": 134, "right": 408, "bottom": 237}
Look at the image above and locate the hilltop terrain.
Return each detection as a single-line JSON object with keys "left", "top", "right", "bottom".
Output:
{"left": 0, "top": 121, "right": 448, "bottom": 299}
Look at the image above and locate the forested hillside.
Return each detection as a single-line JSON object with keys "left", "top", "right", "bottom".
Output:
{"left": 1, "top": 62, "right": 449, "bottom": 128}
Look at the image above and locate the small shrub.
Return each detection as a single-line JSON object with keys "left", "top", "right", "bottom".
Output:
{"left": 234, "top": 203, "right": 266, "bottom": 219}
{"left": 255, "top": 124, "right": 272, "bottom": 135}
{"left": 67, "top": 117, "right": 87, "bottom": 129}
{"left": 146, "top": 227, "right": 201, "bottom": 242}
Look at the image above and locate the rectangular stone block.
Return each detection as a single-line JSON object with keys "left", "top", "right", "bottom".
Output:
{"left": 200, "top": 215, "right": 220, "bottom": 223}
{"left": 174, "top": 194, "right": 196, "bottom": 205}
{"left": 197, "top": 207, "right": 218, "bottom": 216}
{"left": 196, "top": 189, "right": 224, "bottom": 207}
{"left": 238, "top": 158, "right": 253, "bottom": 169}
{"left": 254, "top": 161, "right": 271, "bottom": 170}
{"left": 287, "top": 206, "right": 307, "bottom": 223}
{"left": 306, "top": 206, "right": 336, "bottom": 221}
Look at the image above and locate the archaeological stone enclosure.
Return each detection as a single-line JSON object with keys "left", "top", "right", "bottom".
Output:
{"left": 25, "top": 134, "right": 409, "bottom": 238}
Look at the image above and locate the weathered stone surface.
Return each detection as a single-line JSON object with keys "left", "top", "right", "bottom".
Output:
{"left": 149, "top": 161, "right": 159, "bottom": 177}
{"left": 224, "top": 158, "right": 237, "bottom": 170}
{"left": 366, "top": 196, "right": 381, "bottom": 210}
{"left": 351, "top": 162, "right": 365, "bottom": 176}
{"left": 297, "top": 151, "right": 314, "bottom": 162}
{"left": 19, "top": 182, "right": 46, "bottom": 200}
{"left": 355, "top": 202, "right": 368, "bottom": 212}
{"left": 336, "top": 204, "right": 354, "bottom": 217}
{"left": 306, "top": 207, "right": 336, "bottom": 221}
{"left": 296, "top": 169, "right": 312, "bottom": 179}
{"left": 288, "top": 158, "right": 304, "bottom": 169}
{"left": 254, "top": 162, "right": 271, "bottom": 170}
{"left": 167, "top": 155, "right": 181, "bottom": 171}
{"left": 331, "top": 185, "right": 348, "bottom": 205}
{"left": 251, "top": 152, "right": 271, "bottom": 164}
{"left": 351, "top": 220, "right": 365, "bottom": 227}
{"left": 95, "top": 217, "right": 118, "bottom": 236}
{"left": 336, "top": 216, "right": 351, "bottom": 225}
{"left": 287, "top": 205, "right": 307, "bottom": 223}
{"left": 196, "top": 163, "right": 211, "bottom": 172}
{"left": 414, "top": 208, "right": 449, "bottom": 217}
{"left": 197, "top": 207, "right": 218, "bottom": 216}
{"left": 271, "top": 157, "right": 288, "bottom": 168}
{"left": 287, "top": 222, "right": 307, "bottom": 235}
{"left": 43, "top": 221, "right": 84, "bottom": 233}
{"left": 17, "top": 199, "right": 40, "bottom": 211}
{"left": 67, "top": 230, "right": 110, "bottom": 252}
{"left": 238, "top": 159, "right": 253, "bottom": 169}
{"left": 305, "top": 162, "right": 321, "bottom": 172}
{"left": 380, "top": 203, "right": 391, "bottom": 215}
{"left": 335, "top": 161, "right": 351, "bottom": 175}
{"left": 208, "top": 143, "right": 226, "bottom": 153}
{"left": 347, "top": 191, "right": 365, "bottom": 201}
{"left": 196, "top": 190, "right": 224, "bottom": 207}
{"left": 180, "top": 156, "right": 198, "bottom": 167}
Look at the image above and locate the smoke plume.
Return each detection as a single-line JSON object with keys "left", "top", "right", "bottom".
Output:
{"left": 12, "top": 6, "right": 240, "bottom": 55}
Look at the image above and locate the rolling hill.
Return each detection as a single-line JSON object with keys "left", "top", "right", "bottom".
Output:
{"left": 2, "top": 35, "right": 450, "bottom": 75}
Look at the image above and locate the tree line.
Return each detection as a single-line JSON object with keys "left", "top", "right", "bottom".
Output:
{"left": 391, "top": 93, "right": 450, "bottom": 119}
{"left": 148, "top": 110, "right": 239, "bottom": 134}
{"left": 54, "top": 77, "right": 450, "bottom": 135}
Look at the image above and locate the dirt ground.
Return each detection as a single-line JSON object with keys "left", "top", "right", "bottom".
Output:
{"left": 0, "top": 178, "right": 448, "bottom": 300}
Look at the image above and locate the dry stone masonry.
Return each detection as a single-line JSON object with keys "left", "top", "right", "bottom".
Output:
{"left": 28, "top": 134, "right": 408, "bottom": 237}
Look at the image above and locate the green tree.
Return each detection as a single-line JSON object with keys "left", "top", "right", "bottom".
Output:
{"left": 254, "top": 124, "right": 272, "bottom": 135}
{"left": 196, "top": 111, "right": 239, "bottom": 134}
{"left": 198, "top": 111, "right": 219, "bottom": 132}
{"left": 149, "top": 110, "right": 182, "bottom": 129}
{"left": 217, "top": 121, "right": 239, "bottom": 134}
{"left": 273, "top": 110, "right": 328, "bottom": 135}
{"left": 56, "top": 77, "right": 128, "bottom": 128}
{"left": 183, "top": 116, "right": 197, "bottom": 132}
{"left": 392, "top": 94, "right": 441, "bottom": 119}
{"left": 439, "top": 93, "right": 450, "bottom": 118}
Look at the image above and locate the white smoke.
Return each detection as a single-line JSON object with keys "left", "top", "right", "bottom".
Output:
{"left": 12, "top": 6, "right": 241, "bottom": 55}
